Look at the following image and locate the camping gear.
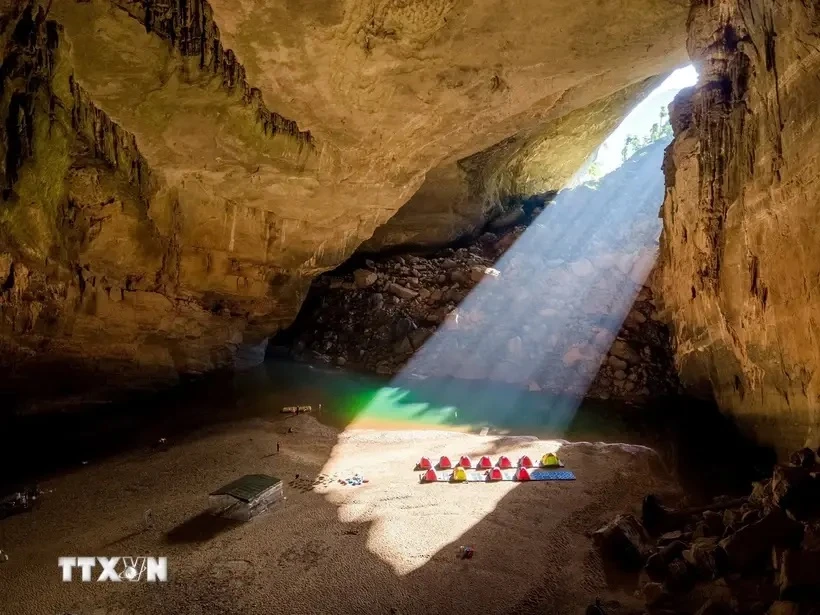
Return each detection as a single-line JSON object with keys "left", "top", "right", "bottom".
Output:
{"left": 459, "top": 546, "right": 475, "bottom": 559}
{"left": 422, "top": 469, "right": 439, "bottom": 483}
{"left": 530, "top": 469, "right": 575, "bottom": 481}
{"left": 340, "top": 474, "right": 367, "bottom": 486}
{"left": 452, "top": 467, "right": 468, "bottom": 482}
{"left": 493, "top": 468, "right": 575, "bottom": 481}
{"left": 420, "top": 468, "right": 575, "bottom": 483}
{"left": 209, "top": 474, "right": 283, "bottom": 520}
{"left": 419, "top": 469, "right": 490, "bottom": 483}
{"left": 540, "top": 452, "right": 564, "bottom": 468}
{"left": 415, "top": 454, "right": 573, "bottom": 481}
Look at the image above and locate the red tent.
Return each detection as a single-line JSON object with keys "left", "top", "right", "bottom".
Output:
{"left": 458, "top": 455, "right": 473, "bottom": 468}
{"left": 477, "top": 455, "right": 493, "bottom": 470}
{"left": 488, "top": 467, "right": 504, "bottom": 481}
{"left": 438, "top": 455, "right": 453, "bottom": 469}
{"left": 518, "top": 455, "right": 534, "bottom": 468}
{"left": 515, "top": 467, "right": 531, "bottom": 481}
{"left": 416, "top": 456, "right": 432, "bottom": 470}
{"left": 497, "top": 455, "right": 513, "bottom": 469}
{"left": 422, "top": 469, "right": 438, "bottom": 483}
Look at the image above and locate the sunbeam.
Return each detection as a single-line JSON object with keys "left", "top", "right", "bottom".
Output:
{"left": 321, "top": 66, "right": 699, "bottom": 574}
{"left": 346, "top": 66, "right": 698, "bottom": 435}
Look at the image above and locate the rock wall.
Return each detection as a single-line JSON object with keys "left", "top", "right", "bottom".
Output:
{"left": 658, "top": 0, "right": 820, "bottom": 453}
{"left": 0, "top": 0, "right": 688, "bottom": 411}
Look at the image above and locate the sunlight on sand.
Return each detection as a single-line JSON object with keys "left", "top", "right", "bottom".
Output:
{"left": 319, "top": 429, "right": 563, "bottom": 575}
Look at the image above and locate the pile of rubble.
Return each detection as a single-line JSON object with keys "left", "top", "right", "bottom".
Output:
{"left": 282, "top": 139, "right": 681, "bottom": 402}
{"left": 590, "top": 447, "right": 820, "bottom": 615}
{"left": 284, "top": 221, "right": 679, "bottom": 403}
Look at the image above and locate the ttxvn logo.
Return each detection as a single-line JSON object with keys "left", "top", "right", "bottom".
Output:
{"left": 58, "top": 557, "right": 168, "bottom": 582}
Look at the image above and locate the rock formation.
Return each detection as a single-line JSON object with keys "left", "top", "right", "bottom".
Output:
{"left": 361, "top": 78, "right": 661, "bottom": 251}
{"left": 590, "top": 446, "right": 820, "bottom": 615}
{"left": 284, "top": 138, "right": 680, "bottom": 404}
{"left": 658, "top": 0, "right": 820, "bottom": 454}
{"left": 0, "top": 0, "right": 688, "bottom": 410}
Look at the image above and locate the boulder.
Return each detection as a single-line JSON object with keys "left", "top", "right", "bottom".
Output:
{"left": 609, "top": 340, "right": 641, "bottom": 364}
{"left": 645, "top": 540, "right": 687, "bottom": 581}
{"left": 719, "top": 510, "right": 804, "bottom": 572}
{"left": 386, "top": 283, "right": 418, "bottom": 300}
{"left": 771, "top": 465, "right": 820, "bottom": 520}
{"left": 682, "top": 537, "right": 727, "bottom": 580}
{"left": 353, "top": 269, "right": 378, "bottom": 288}
{"left": 664, "top": 558, "right": 694, "bottom": 593}
{"left": 592, "top": 514, "right": 652, "bottom": 570}
{"left": 449, "top": 270, "right": 469, "bottom": 284}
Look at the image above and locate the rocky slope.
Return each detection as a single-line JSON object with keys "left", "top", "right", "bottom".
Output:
{"left": 0, "top": 0, "right": 689, "bottom": 411}
{"left": 284, "top": 139, "right": 680, "bottom": 404}
{"left": 658, "top": 0, "right": 820, "bottom": 454}
{"left": 590, "top": 446, "right": 820, "bottom": 615}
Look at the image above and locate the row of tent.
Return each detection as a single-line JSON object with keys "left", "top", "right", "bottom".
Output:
{"left": 415, "top": 452, "right": 563, "bottom": 472}
{"left": 424, "top": 465, "right": 540, "bottom": 482}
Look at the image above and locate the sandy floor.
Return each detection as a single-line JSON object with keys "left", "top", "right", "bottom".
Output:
{"left": 0, "top": 414, "right": 677, "bottom": 615}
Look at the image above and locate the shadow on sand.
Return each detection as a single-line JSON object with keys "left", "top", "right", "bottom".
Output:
{"left": 0, "top": 359, "right": 775, "bottom": 614}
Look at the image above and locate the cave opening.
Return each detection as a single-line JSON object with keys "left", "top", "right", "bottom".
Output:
{"left": 270, "top": 64, "right": 770, "bottom": 495}
{"left": 2, "top": 0, "right": 820, "bottom": 609}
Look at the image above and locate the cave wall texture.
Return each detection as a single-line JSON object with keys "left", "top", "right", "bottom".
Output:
{"left": 361, "top": 77, "right": 662, "bottom": 251}
{"left": 658, "top": 0, "right": 820, "bottom": 454}
{"left": 0, "top": 0, "right": 689, "bottom": 410}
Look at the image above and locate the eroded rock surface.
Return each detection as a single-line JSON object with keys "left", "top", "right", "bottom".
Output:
{"left": 361, "top": 78, "right": 661, "bottom": 251}
{"left": 0, "top": 0, "right": 688, "bottom": 409}
{"left": 658, "top": 0, "right": 820, "bottom": 453}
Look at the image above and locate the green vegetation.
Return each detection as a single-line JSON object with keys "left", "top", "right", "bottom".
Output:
{"left": 621, "top": 106, "right": 673, "bottom": 162}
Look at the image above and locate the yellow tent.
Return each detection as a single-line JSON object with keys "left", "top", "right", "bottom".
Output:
{"left": 452, "top": 467, "right": 468, "bottom": 482}
{"left": 541, "top": 453, "right": 561, "bottom": 468}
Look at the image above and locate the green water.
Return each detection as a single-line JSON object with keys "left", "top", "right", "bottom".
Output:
{"left": 253, "top": 360, "right": 652, "bottom": 442}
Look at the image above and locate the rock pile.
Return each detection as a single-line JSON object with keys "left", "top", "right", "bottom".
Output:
{"left": 283, "top": 139, "right": 680, "bottom": 403}
{"left": 285, "top": 234, "right": 677, "bottom": 403}
{"left": 589, "top": 448, "right": 820, "bottom": 614}
{"left": 287, "top": 229, "right": 522, "bottom": 375}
